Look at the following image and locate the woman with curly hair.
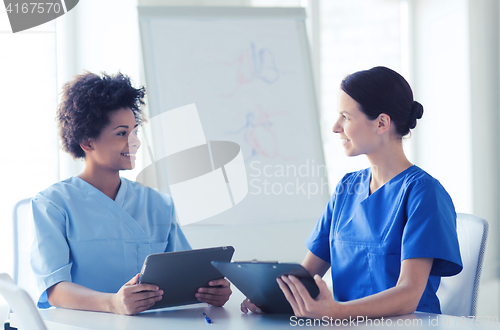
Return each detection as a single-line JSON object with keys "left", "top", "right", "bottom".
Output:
{"left": 31, "top": 72, "right": 231, "bottom": 315}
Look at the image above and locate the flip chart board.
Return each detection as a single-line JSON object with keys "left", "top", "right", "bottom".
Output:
{"left": 138, "top": 6, "right": 329, "bottom": 225}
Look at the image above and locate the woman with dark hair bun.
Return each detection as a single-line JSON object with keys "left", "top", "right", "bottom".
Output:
{"left": 242, "top": 66, "right": 462, "bottom": 319}
{"left": 31, "top": 72, "right": 231, "bottom": 315}
{"left": 339, "top": 66, "right": 423, "bottom": 137}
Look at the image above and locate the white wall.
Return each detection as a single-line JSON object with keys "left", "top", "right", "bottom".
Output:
{"left": 0, "top": 18, "right": 59, "bottom": 275}
{"left": 410, "top": 0, "right": 472, "bottom": 214}
{"left": 411, "top": 0, "right": 500, "bottom": 317}
{"left": 183, "top": 220, "right": 317, "bottom": 263}
{"left": 468, "top": 0, "right": 500, "bottom": 278}
{"left": 468, "top": 0, "right": 500, "bottom": 317}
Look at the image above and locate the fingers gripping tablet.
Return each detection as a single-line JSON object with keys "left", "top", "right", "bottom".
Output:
{"left": 212, "top": 261, "right": 319, "bottom": 314}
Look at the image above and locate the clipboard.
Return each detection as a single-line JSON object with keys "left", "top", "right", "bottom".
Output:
{"left": 211, "top": 261, "right": 319, "bottom": 314}
{"left": 138, "top": 246, "right": 234, "bottom": 309}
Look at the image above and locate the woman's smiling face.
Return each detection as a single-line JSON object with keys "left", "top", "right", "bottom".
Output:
{"left": 332, "top": 90, "right": 379, "bottom": 157}
{"left": 85, "top": 108, "right": 141, "bottom": 171}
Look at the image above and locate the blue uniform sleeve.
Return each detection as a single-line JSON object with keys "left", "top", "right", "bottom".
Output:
{"left": 401, "top": 179, "right": 463, "bottom": 276}
{"left": 30, "top": 196, "right": 72, "bottom": 308}
{"left": 164, "top": 196, "right": 192, "bottom": 252}
{"left": 305, "top": 194, "right": 334, "bottom": 263}
{"left": 305, "top": 174, "right": 354, "bottom": 263}
{"left": 306, "top": 174, "right": 355, "bottom": 263}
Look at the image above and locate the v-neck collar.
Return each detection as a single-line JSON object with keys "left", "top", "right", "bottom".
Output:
{"left": 70, "top": 176, "right": 149, "bottom": 239}
{"left": 73, "top": 176, "right": 124, "bottom": 202}
{"left": 114, "top": 178, "right": 127, "bottom": 207}
{"left": 366, "top": 165, "right": 416, "bottom": 199}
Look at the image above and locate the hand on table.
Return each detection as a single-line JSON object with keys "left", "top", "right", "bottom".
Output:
{"left": 277, "top": 274, "right": 338, "bottom": 319}
{"left": 111, "top": 274, "right": 163, "bottom": 315}
{"left": 196, "top": 278, "right": 232, "bottom": 307}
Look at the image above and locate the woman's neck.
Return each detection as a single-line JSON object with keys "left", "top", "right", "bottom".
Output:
{"left": 78, "top": 164, "right": 121, "bottom": 200}
{"left": 366, "top": 140, "right": 412, "bottom": 195}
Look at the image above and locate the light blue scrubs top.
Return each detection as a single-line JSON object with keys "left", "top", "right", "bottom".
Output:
{"left": 31, "top": 176, "right": 191, "bottom": 308}
{"left": 306, "top": 165, "right": 462, "bottom": 314}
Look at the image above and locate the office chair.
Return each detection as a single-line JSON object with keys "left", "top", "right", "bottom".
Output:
{"left": 12, "top": 198, "right": 39, "bottom": 304}
{"left": 436, "top": 213, "right": 489, "bottom": 317}
{"left": 0, "top": 273, "right": 46, "bottom": 330}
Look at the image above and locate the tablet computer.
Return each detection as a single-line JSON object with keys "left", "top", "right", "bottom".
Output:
{"left": 138, "top": 246, "right": 234, "bottom": 310}
{"left": 211, "top": 261, "right": 319, "bottom": 314}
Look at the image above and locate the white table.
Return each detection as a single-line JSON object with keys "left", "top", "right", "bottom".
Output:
{"left": 11, "top": 290, "right": 500, "bottom": 329}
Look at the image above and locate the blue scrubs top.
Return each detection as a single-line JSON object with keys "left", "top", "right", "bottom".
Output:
{"left": 306, "top": 165, "right": 462, "bottom": 314}
{"left": 31, "top": 176, "right": 191, "bottom": 308}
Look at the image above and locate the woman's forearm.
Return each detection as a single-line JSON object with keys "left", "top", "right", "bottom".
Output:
{"left": 48, "top": 275, "right": 163, "bottom": 315}
{"left": 302, "top": 251, "right": 331, "bottom": 278}
{"left": 336, "top": 281, "right": 423, "bottom": 319}
{"left": 47, "top": 281, "right": 114, "bottom": 313}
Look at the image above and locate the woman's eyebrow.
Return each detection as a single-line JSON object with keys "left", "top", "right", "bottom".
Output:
{"left": 113, "top": 123, "right": 139, "bottom": 130}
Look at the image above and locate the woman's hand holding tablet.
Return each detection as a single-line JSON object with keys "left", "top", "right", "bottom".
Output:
{"left": 196, "top": 278, "right": 232, "bottom": 307}
{"left": 277, "top": 274, "right": 338, "bottom": 319}
{"left": 239, "top": 274, "right": 334, "bottom": 317}
{"left": 213, "top": 261, "right": 319, "bottom": 314}
{"left": 111, "top": 274, "right": 164, "bottom": 315}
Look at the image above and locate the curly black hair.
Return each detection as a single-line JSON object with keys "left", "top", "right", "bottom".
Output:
{"left": 57, "top": 71, "right": 146, "bottom": 159}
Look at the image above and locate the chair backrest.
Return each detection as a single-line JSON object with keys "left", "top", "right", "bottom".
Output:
{"left": 12, "top": 198, "right": 39, "bottom": 304}
{"left": 436, "top": 213, "right": 489, "bottom": 316}
{"left": 0, "top": 273, "right": 46, "bottom": 330}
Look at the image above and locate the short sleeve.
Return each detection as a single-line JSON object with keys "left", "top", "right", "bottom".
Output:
{"left": 30, "top": 196, "right": 72, "bottom": 308}
{"left": 305, "top": 195, "right": 334, "bottom": 263}
{"left": 163, "top": 195, "right": 192, "bottom": 252}
{"left": 401, "top": 179, "right": 463, "bottom": 276}
{"left": 305, "top": 173, "right": 354, "bottom": 263}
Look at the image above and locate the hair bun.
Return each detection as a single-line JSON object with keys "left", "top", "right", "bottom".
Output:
{"left": 408, "top": 101, "right": 424, "bottom": 130}
{"left": 413, "top": 101, "right": 424, "bottom": 119}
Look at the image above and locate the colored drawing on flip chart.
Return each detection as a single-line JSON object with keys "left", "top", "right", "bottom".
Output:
{"left": 218, "top": 42, "right": 284, "bottom": 98}
{"left": 226, "top": 104, "right": 294, "bottom": 161}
